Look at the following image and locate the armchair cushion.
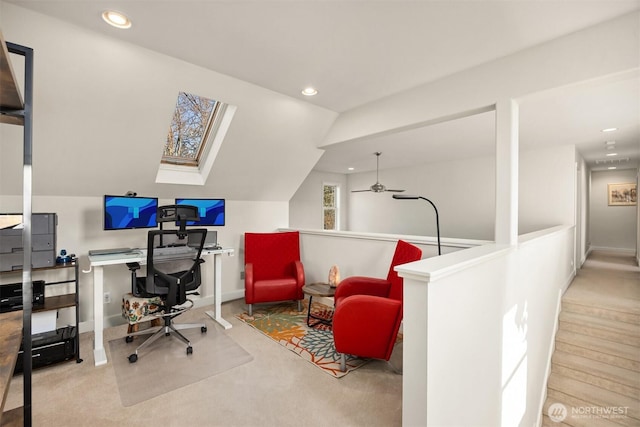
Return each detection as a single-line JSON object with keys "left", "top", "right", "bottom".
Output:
{"left": 244, "top": 231, "right": 305, "bottom": 306}
{"left": 333, "top": 295, "right": 403, "bottom": 361}
{"left": 334, "top": 276, "right": 391, "bottom": 307}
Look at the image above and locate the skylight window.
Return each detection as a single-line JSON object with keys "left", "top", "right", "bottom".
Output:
{"left": 162, "top": 92, "right": 219, "bottom": 167}
{"left": 156, "top": 92, "right": 236, "bottom": 185}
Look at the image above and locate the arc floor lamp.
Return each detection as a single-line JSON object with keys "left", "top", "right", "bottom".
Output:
{"left": 392, "top": 194, "right": 441, "bottom": 255}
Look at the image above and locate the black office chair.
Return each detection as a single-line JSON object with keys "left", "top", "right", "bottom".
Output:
{"left": 123, "top": 205, "right": 208, "bottom": 363}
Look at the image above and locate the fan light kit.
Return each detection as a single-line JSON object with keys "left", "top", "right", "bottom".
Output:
{"left": 352, "top": 152, "right": 405, "bottom": 193}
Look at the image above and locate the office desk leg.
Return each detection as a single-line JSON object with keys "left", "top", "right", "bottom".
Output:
{"left": 93, "top": 266, "right": 107, "bottom": 366}
{"left": 205, "top": 253, "right": 232, "bottom": 330}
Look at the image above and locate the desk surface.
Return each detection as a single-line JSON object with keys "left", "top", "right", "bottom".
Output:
{"left": 88, "top": 247, "right": 234, "bottom": 266}
{"left": 0, "top": 311, "right": 22, "bottom": 418}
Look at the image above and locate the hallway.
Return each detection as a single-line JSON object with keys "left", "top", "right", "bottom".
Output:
{"left": 543, "top": 250, "right": 640, "bottom": 426}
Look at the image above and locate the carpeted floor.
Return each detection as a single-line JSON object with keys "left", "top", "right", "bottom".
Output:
{"left": 4, "top": 299, "right": 403, "bottom": 426}
{"left": 108, "top": 322, "right": 253, "bottom": 406}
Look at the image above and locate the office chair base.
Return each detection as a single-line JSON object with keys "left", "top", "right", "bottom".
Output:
{"left": 125, "top": 320, "right": 207, "bottom": 363}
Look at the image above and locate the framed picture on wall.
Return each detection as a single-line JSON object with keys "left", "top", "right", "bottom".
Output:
{"left": 608, "top": 182, "right": 637, "bottom": 206}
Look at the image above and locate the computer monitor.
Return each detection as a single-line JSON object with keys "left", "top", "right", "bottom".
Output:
{"left": 175, "top": 198, "right": 225, "bottom": 226}
{"left": 103, "top": 195, "right": 158, "bottom": 230}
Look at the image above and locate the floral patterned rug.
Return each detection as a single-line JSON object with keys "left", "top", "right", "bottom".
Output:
{"left": 236, "top": 300, "right": 368, "bottom": 378}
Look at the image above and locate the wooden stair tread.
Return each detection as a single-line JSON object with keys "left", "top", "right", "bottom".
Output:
{"left": 548, "top": 373, "right": 640, "bottom": 422}
{"left": 562, "top": 301, "right": 640, "bottom": 325}
{"left": 560, "top": 311, "right": 640, "bottom": 337}
{"left": 552, "top": 351, "right": 640, "bottom": 391}
{"left": 545, "top": 390, "right": 636, "bottom": 427}
{"left": 555, "top": 330, "right": 640, "bottom": 363}
{"left": 556, "top": 341, "right": 639, "bottom": 372}
{"left": 552, "top": 363, "right": 640, "bottom": 400}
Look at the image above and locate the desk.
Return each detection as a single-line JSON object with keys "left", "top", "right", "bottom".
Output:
{"left": 86, "top": 247, "right": 234, "bottom": 367}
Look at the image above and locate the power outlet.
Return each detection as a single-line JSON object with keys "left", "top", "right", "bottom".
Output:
{"left": 240, "top": 271, "right": 245, "bottom": 280}
{"left": 104, "top": 292, "right": 112, "bottom": 304}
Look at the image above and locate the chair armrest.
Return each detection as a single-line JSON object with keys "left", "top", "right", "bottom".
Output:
{"left": 294, "top": 260, "right": 305, "bottom": 283}
{"left": 244, "top": 263, "right": 255, "bottom": 301}
{"left": 334, "top": 276, "right": 391, "bottom": 302}
{"left": 294, "top": 260, "right": 305, "bottom": 299}
{"left": 333, "top": 294, "right": 402, "bottom": 360}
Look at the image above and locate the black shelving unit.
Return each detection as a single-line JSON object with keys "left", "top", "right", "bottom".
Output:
{"left": 30, "top": 261, "right": 83, "bottom": 366}
{"left": 1, "top": 31, "right": 34, "bottom": 426}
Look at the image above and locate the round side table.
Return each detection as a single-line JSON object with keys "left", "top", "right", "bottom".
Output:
{"left": 302, "top": 282, "right": 336, "bottom": 328}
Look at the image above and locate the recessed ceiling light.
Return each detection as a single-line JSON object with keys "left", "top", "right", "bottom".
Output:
{"left": 608, "top": 166, "right": 617, "bottom": 170}
{"left": 301, "top": 87, "right": 318, "bottom": 96}
{"left": 606, "top": 153, "right": 618, "bottom": 157}
{"left": 348, "top": 167, "right": 354, "bottom": 171}
{"left": 102, "top": 10, "right": 132, "bottom": 29}
{"left": 601, "top": 127, "right": 618, "bottom": 133}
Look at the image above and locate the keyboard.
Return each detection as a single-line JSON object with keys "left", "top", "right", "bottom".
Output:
{"left": 89, "top": 247, "right": 132, "bottom": 256}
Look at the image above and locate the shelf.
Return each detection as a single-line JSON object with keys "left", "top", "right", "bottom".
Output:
{"left": 35, "top": 294, "right": 76, "bottom": 312}
{"left": 0, "top": 406, "right": 23, "bottom": 426}
{"left": 0, "top": 31, "right": 24, "bottom": 126}
{"left": 0, "top": 311, "right": 22, "bottom": 424}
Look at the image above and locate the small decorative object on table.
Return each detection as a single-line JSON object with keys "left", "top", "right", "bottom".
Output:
{"left": 328, "top": 264, "right": 340, "bottom": 288}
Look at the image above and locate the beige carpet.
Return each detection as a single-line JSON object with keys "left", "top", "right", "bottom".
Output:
{"left": 108, "top": 321, "right": 253, "bottom": 406}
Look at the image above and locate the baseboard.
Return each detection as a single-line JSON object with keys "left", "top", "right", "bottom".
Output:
{"left": 536, "top": 287, "right": 564, "bottom": 427}
{"left": 223, "top": 289, "right": 245, "bottom": 302}
{"left": 588, "top": 245, "right": 636, "bottom": 255}
{"left": 561, "top": 267, "right": 576, "bottom": 295}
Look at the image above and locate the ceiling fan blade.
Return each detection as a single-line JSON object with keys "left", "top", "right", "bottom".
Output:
{"left": 386, "top": 189, "right": 406, "bottom": 192}
{"left": 351, "top": 189, "right": 371, "bottom": 193}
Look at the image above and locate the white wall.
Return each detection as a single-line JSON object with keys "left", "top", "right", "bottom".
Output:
{"left": 398, "top": 225, "right": 575, "bottom": 426}
{"left": 289, "top": 170, "right": 348, "bottom": 230}
{"left": 347, "top": 155, "right": 496, "bottom": 240}
{"left": 292, "top": 144, "right": 577, "bottom": 242}
{"left": 0, "top": 195, "right": 288, "bottom": 328}
{"left": 519, "top": 144, "right": 577, "bottom": 234}
{"left": 589, "top": 169, "right": 638, "bottom": 252}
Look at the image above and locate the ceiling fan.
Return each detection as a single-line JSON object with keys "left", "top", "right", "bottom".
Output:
{"left": 352, "top": 152, "right": 405, "bottom": 193}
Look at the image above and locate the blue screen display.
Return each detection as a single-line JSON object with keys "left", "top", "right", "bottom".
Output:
{"left": 104, "top": 195, "right": 158, "bottom": 230}
{"left": 175, "top": 198, "right": 225, "bottom": 226}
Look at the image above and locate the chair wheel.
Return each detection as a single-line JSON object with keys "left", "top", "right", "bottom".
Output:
{"left": 186, "top": 346, "right": 193, "bottom": 355}
{"left": 201, "top": 326, "right": 207, "bottom": 333}
{"left": 125, "top": 336, "right": 133, "bottom": 343}
{"left": 128, "top": 354, "right": 138, "bottom": 363}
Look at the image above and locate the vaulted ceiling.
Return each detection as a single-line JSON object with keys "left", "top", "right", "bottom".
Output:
{"left": 3, "top": 0, "right": 640, "bottom": 189}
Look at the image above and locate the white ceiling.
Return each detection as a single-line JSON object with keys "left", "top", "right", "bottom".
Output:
{"left": 8, "top": 0, "right": 640, "bottom": 174}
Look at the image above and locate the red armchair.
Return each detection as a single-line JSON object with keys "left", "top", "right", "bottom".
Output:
{"left": 333, "top": 240, "right": 422, "bottom": 371}
{"left": 244, "top": 231, "right": 305, "bottom": 316}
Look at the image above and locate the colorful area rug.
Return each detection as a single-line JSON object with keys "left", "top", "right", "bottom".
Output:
{"left": 236, "top": 300, "right": 368, "bottom": 378}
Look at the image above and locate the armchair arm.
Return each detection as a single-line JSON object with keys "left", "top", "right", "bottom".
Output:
{"left": 244, "top": 263, "right": 255, "bottom": 303}
{"left": 333, "top": 294, "right": 403, "bottom": 361}
{"left": 334, "top": 276, "right": 391, "bottom": 304}
{"left": 293, "top": 260, "right": 305, "bottom": 298}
